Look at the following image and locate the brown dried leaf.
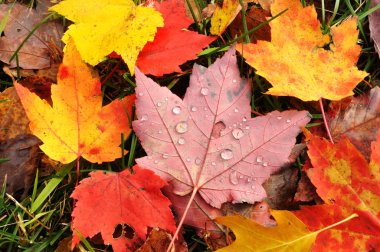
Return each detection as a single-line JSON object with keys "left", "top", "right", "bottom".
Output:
{"left": 0, "top": 3, "right": 63, "bottom": 69}
{"left": 136, "top": 228, "right": 188, "bottom": 252}
{"left": 327, "top": 87, "right": 380, "bottom": 160}
{"left": 0, "top": 134, "right": 41, "bottom": 198}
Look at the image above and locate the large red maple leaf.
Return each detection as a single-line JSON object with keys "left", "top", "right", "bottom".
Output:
{"left": 71, "top": 166, "right": 176, "bottom": 252}
{"left": 136, "top": 0, "right": 215, "bottom": 76}
{"left": 133, "top": 46, "right": 311, "bottom": 247}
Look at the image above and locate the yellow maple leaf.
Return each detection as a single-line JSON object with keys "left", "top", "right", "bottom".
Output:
{"left": 14, "top": 40, "right": 135, "bottom": 164}
{"left": 210, "top": 0, "right": 241, "bottom": 35}
{"left": 49, "top": 0, "right": 163, "bottom": 75}
{"left": 215, "top": 210, "right": 357, "bottom": 251}
{"left": 237, "top": 0, "right": 368, "bottom": 101}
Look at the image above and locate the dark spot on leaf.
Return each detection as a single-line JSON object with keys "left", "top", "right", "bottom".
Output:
{"left": 89, "top": 148, "right": 100, "bottom": 155}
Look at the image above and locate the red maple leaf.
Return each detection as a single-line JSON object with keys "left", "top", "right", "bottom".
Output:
{"left": 136, "top": 0, "right": 215, "bottom": 76}
{"left": 71, "top": 166, "right": 176, "bottom": 252}
{"left": 133, "top": 46, "right": 311, "bottom": 246}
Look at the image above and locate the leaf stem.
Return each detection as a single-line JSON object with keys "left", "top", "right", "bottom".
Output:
{"left": 319, "top": 98, "right": 334, "bottom": 144}
{"left": 166, "top": 188, "right": 198, "bottom": 252}
{"left": 317, "top": 213, "right": 358, "bottom": 234}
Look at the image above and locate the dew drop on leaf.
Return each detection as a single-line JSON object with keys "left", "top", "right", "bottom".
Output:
{"left": 156, "top": 102, "right": 162, "bottom": 107}
{"left": 138, "top": 92, "right": 143, "bottom": 97}
{"left": 195, "top": 158, "right": 201, "bottom": 165}
{"left": 162, "top": 153, "right": 169, "bottom": 159}
{"left": 172, "top": 106, "right": 181, "bottom": 115}
{"left": 232, "top": 128, "right": 244, "bottom": 139}
{"left": 154, "top": 160, "right": 158, "bottom": 164}
{"left": 229, "top": 171, "right": 238, "bottom": 185}
{"left": 232, "top": 79, "right": 237, "bottom": 83}
{"left": 175, "top": 121, "right": 188, "bottom": 133}
{"left": 191, "top": 106, "right": 197, "bottom": 112}
{"left": 200, "top": 87, "right": 209, "bottom": 96}
{"left": 221, "top": 149, "right": 233, "bottom": 160}
{"left": 211, "top": 162, "right": 216, "bottom": 166}
{"left": 242, "top": 117, "right": 247, "bottom": 122}
{"left": 286, "top": 119, "right": 291, "bottom": 123}
{"left": 178, "top": 138, "right": 185, "bottom": 145}
{"left": 234, "top": 108, "right": 239, "bottom": 113}
{"left": 256, "top": 156, "right": 263, "bottom": 163}
{"left": 140, "top": 115, "right": 148, "bottom": 121}
{"left": 277, "top": 116, "right": 282, "bottom": 120}
{"left": 186, "top": 158, "right": 191, "bottom": 162}
{"left": 263, "top": 162, "right": 268, "bottom": 167}
{"left": 247, "top": 177, "right": 252, "bottom": 182}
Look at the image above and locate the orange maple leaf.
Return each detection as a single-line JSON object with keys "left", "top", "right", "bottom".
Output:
{"left": 14, "top": 40, "right": 135, "bottom": 164}
{"left": 298, "top": 130, "right": 380, "bottom": 251}
{"left": 237, "top": 0, "right": 368, "bottom": 101}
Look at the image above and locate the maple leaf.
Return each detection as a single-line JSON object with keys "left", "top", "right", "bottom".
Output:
{"left": 14, "top": 40, "right": 135, "bottom": 164}
{"left": 71, "top": 166, "right": 176, "bottom": 252}
{"left": 0, "top": 2, "right": 63, "bottom": 69}
{"left": 210, "top": 0, "right": 241, "bottom": 35}
{"left": 295, "top": 204, "right": 380, "bottom": 251}
{"left": 215, "top": 210, "right": 357, "bottom": 251}
{"left": 136, "top": 0, "right": 215, "bottom": 76}
{"left": 327, "top": 86, "right": 380, "bottom": 160}
{"left": 237, "top": 0, "right": 368, "bottom": 101}
{"left": 132, "top": 46, "right": 310, "bottom": 244}
{"left": 298, "top": 131, "right": 380, "bottom": 250}
{"left": 49, "top": 0, "right": 163, "bottom": 74}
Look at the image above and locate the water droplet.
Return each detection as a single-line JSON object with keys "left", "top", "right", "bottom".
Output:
{"left": 154, "top": 160, "right": 158, "bottom": 164}
{"left": 277, "top": 116, "right": 282, "bottom": 120}
{"left": 256, "top": 156, "right": 263, "bottom": 163}
{"left": 211, "top": 162, "right": 216, "bottom": 166}
{"left": 164, "top": 97, "right": 168, "bottom": 101}
{"left": 191, "top": 106, "right": 197, "bottom": 112}
{"left": 186, "top": 158, "right": 191, "bottom": 162}
{"left": 175, "top": 121, "right": 188, "bottom": 134}
{"left": 178, "top": 138, "right": 185, "bottom": 145}
{"left": 233, "top": 124, "right": 237, "bottom": 128}
{"left": 138, "top": 92, "right": 143, "bottom": 96}
{"left": 251, "top": 185, "right": 256, "bottom": 189}
{"left": 232, "top": 129, "right": 244, "bottom": 139}
{"left": 148, "top": 156, "right": 152, "bottom": 160}
{"left": 229, "top": 171, "right": 238, "bottom": 185}
{"left": 200, "top": 87, "right": 209, "bottom": 96}
{"left": 221, "top": 149, "right": 233, "bottom": 160}
{"left": 172, "top": 106, "right": 181, "bottom": 115}
{"left": 247, "top": 178, "right": 252, "bottom": 182}
{"left": 234, "top": 108, "right": 239, "bottom": 113}
{"left": 162, "top": 153, "right": 169, "bottom": 159}
{"left": 158, "top": 130, "right": 162, "bottom": 134}
{"left": 157, "top": 102, "right": 162, "bottom": 107}
{"left": 140, "top": 114, "right": 148, "bottom": 121}
{"left": 286, "top": 119, "right": 291, "bottom": 123}
{"left": 263, "top": 162, "right": 268, "bottom": 167}
{"left": 195, "top": 158, "right": 201, "bottom": 165}
{"left": 232, "top": 79, "right": 237, "bottom": 83}
{"left": 242, "top": 117, "right": 247, "bottom": 122}
{"left": 239, "top": 175, "right": 244, "bottom": 179}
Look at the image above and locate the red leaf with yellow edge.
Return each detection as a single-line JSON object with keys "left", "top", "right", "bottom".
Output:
{"left": 14, "top": 40, "right": 135, "bottom": 164}
{"left": 71, "top": 166, "right": 176, "bottom": 252}
{"left": 136, "top": 0, "right": 215, "bottom": 76}
{"left": 295, "top": 205, "right": 380, "bottom": 251}
{"left": 301, "top": 131, "right": 380, "bottom": 250}
{"left": 237, "top": 0, "right": 368, "bottom": 101}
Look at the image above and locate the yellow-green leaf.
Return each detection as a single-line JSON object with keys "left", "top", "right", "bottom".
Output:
{"left": 49, "top": 0, "right": 163, "bottom": 74}
{"left": 210, "top": 0, "right": 241, "bottom": 35}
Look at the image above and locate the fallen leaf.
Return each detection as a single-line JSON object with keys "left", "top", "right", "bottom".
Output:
{"left": 237, "top": 0, "right": 368, "bottom": 101}
{"left": 210, "top": 0, "right": 241, "bottom": 35}
{"left": 133, "top": 45, "right": 310, "bottom": 240}
{"left": 0, "top": 87, "right": 31, "bottom": 141}
{"left": 136, "top": 228, "right": 188, "bottom": 252}
{"left": 327, "top": 86, "right": 380, "bottom": 160}
{"left": 14, "top": 40, "right": 135, "bottom": 164}
{"left": 71, "top": 166, "right": 176, "bottom": 252}
{"left": 0, "top": 134, "right": 41, "bottom": 199}
{"left": 229, "top": 7, "right": 271, "bottom": 43}
{"left": 294, "top": 168, "right": 320, "bottom": 203}
{"left": 49, "top": 0, "right": 163, "bottom": 74}
{"left": 0, "top": 2, "right": 63, "bottom": 69}
{"left": 215, "top": 210, "right": 356, "bottom": 251}
{"left": 301, "top": 130, "right": 380, "bottom": 250}
{"left": 369, "top": 0, "right": 380, "bottom": 58}
{"left": 136, "top": 0, "right": 215, "bottom": 76}
{"left": 295, "top": 204, "right": 380, "bottom": 251}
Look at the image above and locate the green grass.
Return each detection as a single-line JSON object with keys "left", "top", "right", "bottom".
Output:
{"left": 0, "top": 0, "right": 379, "bottom": 251}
